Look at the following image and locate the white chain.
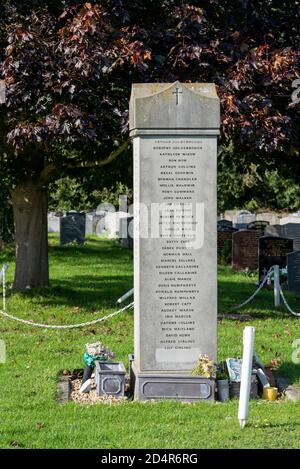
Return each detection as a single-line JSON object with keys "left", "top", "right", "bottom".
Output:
{"left": 278, "top": 285, "right": 300, "bottom": 317}
{"left": 229, "top": 266, "right": 274, "bottom": 311}
{"left": 2, "top": 259, "right": 298, "bottom": 328}
{"left": 0, "top": 263, "right": 134, "bottom": 329}
{"left": 0, "top": 301, "right": 134, "bottom": 329}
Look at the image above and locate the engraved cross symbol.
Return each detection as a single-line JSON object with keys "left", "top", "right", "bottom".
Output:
{"left": 172, "top": 87, "right": 182, "bottom": 105}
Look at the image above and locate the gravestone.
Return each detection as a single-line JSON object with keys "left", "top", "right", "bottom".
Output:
{"left": 85, "top": 212, "right": 105, "bottom": 235}
{"left": 264, "top": 224, "right": 284, "bottom": 238}
{"left": 235, "top": 210, "right": 255, "bottom": 229}
{"left": 280, "top": 216, "right": 300, "bottom": 225}
{"left": 60, "top": 213, "right": 86, "bottom": 245}
{"left": 232, "top": 230, "right": 260, "bottom": 271}
{"left": 281, "top": 223, "right": 300, "bottom": 252}
{"left": 130, "top": 82, "right": 219, "bottom": 401}
{"left": 256, "top": 212, "right": 279, "bottom": 225}
{"left": 265, "top": 223, "right": 300, "bottom": 251}
{"left": 48, "top": 214, "right": 60, "bottom": 233}
{"left": 287, "top": 251, "right": 300, "bottom": 296}
{"left": 85, "top": 212, "right": 95, "bottom": 235}
{"left": 119, "top": 194, "right": 128, "bottom": 213}
{"left": 259, "top": 236, "right": 293, "bottom": 282}
{"left": 104, "top": 211, "right": 129, "bottom": 238}
{"left": 120, "top": 216, "right": 134, "bottom": 249}
{"left": 217, "top": 231, "right": 234, "bottom": 265}
{"left": 247, "top": 220, "right": 269, "bottom": 231}
{"left": 223, "top": 210, "right": 239, "bottom": 224}
{"left": 217, "top": 219, "right": 233, "bottom": 231}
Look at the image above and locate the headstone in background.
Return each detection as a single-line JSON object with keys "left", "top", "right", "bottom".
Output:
{"left": 119, "top": 195, "right": 128, "bottom": 213}
{"left": 265, "top": 223, "right": 300, "bottom": 252}
{"left": 235, "top": 210, "right": 256, "bottom": 230}
{"left": 85, "top": 212, "right": 95, "bottom": 235}
{"left": 223, "top": 210, "right": 239, "bottom": 225}
{"left": 66, "top": 210, "right": 79, "bottom": 216}
{"left": 48, "top": 214, "right": 60, "bottom": 233}
{"left": 85, "top": 212, "right": 106, "bottom": 235}
{"left": 264, "top": 224, "right": 284, "bottom": 238}
{"left": 130, "top": 81, "right": 219, "bottom": 401}
{"left": 258, "top": 236, "right": 293, "bottom": 282}
{"left": 287, "top": 251, "right": 300, "bottom": 296}
{"left": 217, "top": 219, "right": 233, "bottom": 231}
{"left": 280, "top": 216, "right": 300, "bottom": 225}
{"left": 60, "top": 213, "right": 86, "bottom": 245}
{"left": 280, "top": 223, "right": 300, "bottom": 251}
{"left": 217, "top": 231, "right": 234, "bottom": 265}
{"left": 232, "top": 230, "right": 260, "bottom": 271}
{"left": 256, "top": 212, "right": 280, "bottom": 225}
{"left": 120, "top": 216, "right": 134, "bottom": 249}
{"left": 95, "top": 216, "right": 107, "bottom": 236}
{"left": 104, "top": 211, "right": 129, "bottom": 238}
{"left": 95, "top": 203, "right": 115, "bottom": 215}
{"left": 247, "top": 220, "right": 269, "bottom": 232}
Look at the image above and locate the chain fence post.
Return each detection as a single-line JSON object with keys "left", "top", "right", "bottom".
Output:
{"left": 273, "top": 265, "right": 280, "bottom": 307}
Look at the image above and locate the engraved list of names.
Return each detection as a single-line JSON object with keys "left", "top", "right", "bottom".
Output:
{"left": 136, "top": 135, "right": 216, "bottom": 371}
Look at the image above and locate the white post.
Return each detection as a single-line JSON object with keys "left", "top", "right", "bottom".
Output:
{"left": 0, "top": 264, "right": 9, "bottom": 311}
{"left": 273, "top": 265, "right": 280, "bottom": 307}
{"left": 238, "top": 326, "right": 255, "bottom": 429}
{"left": 116, "top": 288, "right": 134, "bottom": 304}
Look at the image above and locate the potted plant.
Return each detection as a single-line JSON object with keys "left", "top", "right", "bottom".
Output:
{"left": 216, "top": 371, "right": 229, "bottom": 402}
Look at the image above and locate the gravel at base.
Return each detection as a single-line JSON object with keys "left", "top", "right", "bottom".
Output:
{"left": 71, "top": 378, "right": 127, "bottom": 405}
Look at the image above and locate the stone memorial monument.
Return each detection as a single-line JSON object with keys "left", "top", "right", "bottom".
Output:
{"left": 130, "top": 82, "right": 220, "bottom": 401}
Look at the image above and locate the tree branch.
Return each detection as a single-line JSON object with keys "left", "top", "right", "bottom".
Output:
{"left": 64, "top": 138, "right": 130, "bottom": 170}
{"left": 39, "top": 138, "right": 130, "bottom": 183}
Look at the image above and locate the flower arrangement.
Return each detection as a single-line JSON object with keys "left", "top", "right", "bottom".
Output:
{"left": 83, "top": 341, "right": 115, "bottom": 368}
{"left": 191, "top": 355, "right": 216, "bottom": 378}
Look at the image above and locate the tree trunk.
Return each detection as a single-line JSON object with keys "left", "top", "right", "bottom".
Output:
{"left": 12, "top": 179, "right": 49, "bottom": 290}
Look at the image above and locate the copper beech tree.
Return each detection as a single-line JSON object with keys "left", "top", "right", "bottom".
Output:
{"left": 0, "top": 0, "right": 299, "bottom": 290}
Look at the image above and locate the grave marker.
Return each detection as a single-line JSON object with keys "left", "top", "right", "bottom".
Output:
{"left": 247, "top": 220, "right": 269, "bottom": 232}
{"left": 60, "top": 213, "right": 86, "bottom": 246}
{"left": 232, "top": 230, "right": 260, "bottom": 271}
{"left": 130, "top": 82, "right": 220, "bottom": 401}
{"left": 287, "top": 251, "right": 300, "bottom": 296}
{"left": 259, "top": 236, "right": 293, "bottom": 282}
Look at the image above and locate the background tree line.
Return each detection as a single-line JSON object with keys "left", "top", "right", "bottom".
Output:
{"left": 0, "top": 0, "right": 299, "bottom": 288}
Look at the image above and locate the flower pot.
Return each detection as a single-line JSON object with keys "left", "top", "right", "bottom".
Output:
{"left": 263, "top": 386, "right": 278, "bottom": 401}
{"left": 95, "top": 361, "right": 126, "bottom": 397}
{"left": 217, "top": 379, "right": 229, "bottom": 402}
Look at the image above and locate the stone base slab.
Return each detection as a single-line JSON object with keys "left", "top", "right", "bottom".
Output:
{"left": 132, "top": 362, "right": 215, "bottom": 402}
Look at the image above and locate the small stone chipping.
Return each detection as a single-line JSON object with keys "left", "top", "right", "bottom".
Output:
{"left": 71, "top": 378, "right": 127, "bottom": 405}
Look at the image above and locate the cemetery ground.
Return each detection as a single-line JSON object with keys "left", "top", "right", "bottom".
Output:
{"left": 0, "top": 235, "right": 299, "bottom": 449}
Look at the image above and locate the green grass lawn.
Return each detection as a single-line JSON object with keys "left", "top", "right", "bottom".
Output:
{"left": 0, "top": 235, "right": 299, "bottom": 449}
